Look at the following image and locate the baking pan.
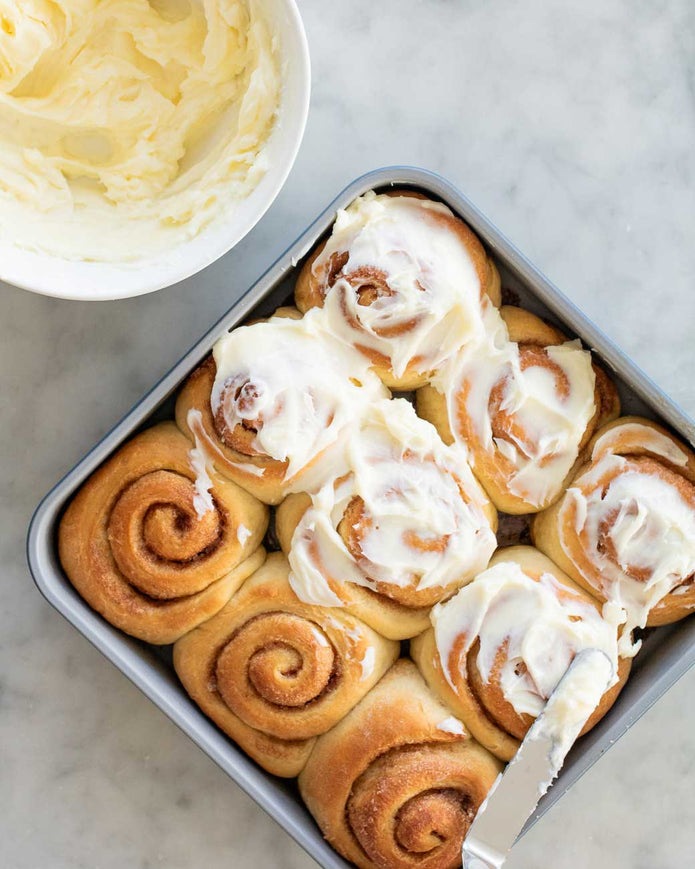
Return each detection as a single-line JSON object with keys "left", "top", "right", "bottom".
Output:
{"left": 27, "top": 166, "right": 695, "bottom": 867}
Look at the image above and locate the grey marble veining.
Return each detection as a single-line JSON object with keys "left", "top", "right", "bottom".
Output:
{"left": 2, "top": 1, "right": 694, "bottom": 867}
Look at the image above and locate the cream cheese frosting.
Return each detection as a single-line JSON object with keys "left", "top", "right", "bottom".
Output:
{"left": 211, "top": 311, "right": 389, "bottom": 486}
{"left": 431, "top": 560, "right": 622, "bottom": 718}
{"left": 288, "top": 398, "right": 497, "bottom": 607}
{"left": 591, "top": 421, "right": 690, "bottom": 467}
{"left": 187, "top": 409, "right": 215, "bottom": 518}
{"left": 312, "top": 191, "right": 489, "bottom": 378}
{"left": 560, "top": 422, "right": 695, "bottom": 655}
{"left": 434, "top": 304, "right": 597, "bottom": 508}
{"left": 0, "top": 0, "right": 279, "bottom": 261}
{"left": 529, "top": 648, "right": 614, "bottom": 790}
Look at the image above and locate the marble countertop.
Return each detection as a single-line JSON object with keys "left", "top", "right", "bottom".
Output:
{"left": 3, "top": 1, "right": 694, "bottom": 867}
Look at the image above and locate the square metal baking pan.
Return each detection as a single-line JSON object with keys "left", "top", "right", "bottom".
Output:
{"left": 27, "top": 166, "right": 695, "bottom": 868}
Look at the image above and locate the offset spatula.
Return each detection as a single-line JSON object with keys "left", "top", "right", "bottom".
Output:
{"left": 461, "top": 649, "right": 614, "bottom": 869}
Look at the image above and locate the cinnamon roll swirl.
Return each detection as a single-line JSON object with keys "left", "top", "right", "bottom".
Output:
{"left": 417, "top": 305, "right": 619, "bottom": 513}
{"left": 175, "top": 310, "right": 389, "bottom": 505}
{"left": 58, "top": 423, "right": 268, "bottom": 644}
{"left": 295, "top": 190, "right": 501, "bottom": 390}
{"left": 298, "top": 660, "right": 502, "bottom": 869}
{"left": 173, "top": 553, "right": 399, "bottom": 777}
{"left": 532, "top": 417, "right": 695, "bottom": 654}
{"left": 276, "top": 399, "right": 497, "bottom": 639}
{"left": 411, "top": 546, "right": 630, "bottom": 760}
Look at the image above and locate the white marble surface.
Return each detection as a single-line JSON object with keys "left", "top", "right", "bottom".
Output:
{"left": 2, "top": 1, "right": 694, "bottom": 867}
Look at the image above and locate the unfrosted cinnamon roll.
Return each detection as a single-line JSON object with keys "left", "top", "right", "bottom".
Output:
{"left": 298, "top": 660, "right": 502, "bottom": 869}
{"left": 176, "top": 310, "right": 389, "bottom": 505}
{"left": 58, "top": 423, "right": 268, "bottom": 644}
{"left": 295, "top": 190, "right": 501, "bottom": 390}
{"left": 411, "top": 546, "right": 630, "bottom": 761}
{"left": 174, "top": 553, "right": 399, "bottom": 777}
{"left": 276, "top": 399, "right": 497, "bottom": 639}
{"left": 532, "top": 417, "right": 695, "bottom": 654}
{"left": 417, "top": 305, "right": 619, "bottom": 513}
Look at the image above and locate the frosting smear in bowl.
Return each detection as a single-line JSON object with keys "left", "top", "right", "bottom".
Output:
{"left": 0, "top": 0, "right": 280, "bottom": 262}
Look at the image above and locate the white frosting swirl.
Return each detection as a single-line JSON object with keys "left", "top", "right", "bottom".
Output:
{"left": 187, "top": 409, "right": 215, "bottom": 518}
{"left": 591, "top": 421, "right": 690, "bottom": 467}
{"left": 0, "top": 0, "right": 279, "bottom": 261}
{"left": 288, "top": 398, "right": 497, "bottom": 607}
{"left": 560, "top": 423, "right": 695, "bottom": 655}
{"left": 434, "top": 305, "right": 597, "bottom": 508}
{"left": 211, "top": 312, "right": 388, "bottom": 484}
{"left": 431, "top": 560, "right": 621, "bottom": 718}
{"left": 312, "top": 191, "right": 488, "bottom": 378}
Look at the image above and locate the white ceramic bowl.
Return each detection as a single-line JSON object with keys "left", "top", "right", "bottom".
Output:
{"left": 0, "top": 0, "right": 310, "bottom": 301}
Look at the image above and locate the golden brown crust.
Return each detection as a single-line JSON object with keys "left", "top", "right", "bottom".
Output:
{"left": 58, "top": 422, "right": 268, "bottom": 644}
{"left": 294, "top": 242, "right": 328, "bottom": 314}
{"left": 410, "top": 546, "right": 631, "bottom": 761}
{"left": 416, "top": 306, "right": 620, "bottom": 514}
{"left": 416, "top": 382, "right": 455, "bottom": 445}
{"left": 173, "top": 553, "right": 399, "bottom": 777}
{"left": 295, "top": 190, "right": 501, "bottom": 390}
{"left": 298, "top": 660, "right": 502, "bottom": 869}
{"left": 501, "top": 305, "right": 565, "bottom": 345}
{"left": 532, "top": 416, "right": 695, "bottom": 626}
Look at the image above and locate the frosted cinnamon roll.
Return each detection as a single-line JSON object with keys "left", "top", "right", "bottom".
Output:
{"left": 276, "top": 399, "right": 497, "bottom": 640}
{"left": 295, "top": 190, "right": 501, "bottom": 390}
{"left": 417, "top": 305, "right": 619, "bottom": 513}
{"left": 411, "top": 546, "right": 630, "bottom": 760}
{"left": 58, "top": 423, "right": 268, "bottom": 644}
{"left": 532, "top": 417, "right": 695, "bottom": 655}
{"left": 174, "top": 553, "right": 399, "bottom": 777}
{"left": 299, "top": 660, "right": 502, "bottom": 869}
{"left": 176, "top": 310, "right": 389, "bottom": 505}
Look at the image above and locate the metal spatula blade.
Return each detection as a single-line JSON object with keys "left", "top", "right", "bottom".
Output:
{"left": 462, "top": 649, "right": 614, "bottom": 869}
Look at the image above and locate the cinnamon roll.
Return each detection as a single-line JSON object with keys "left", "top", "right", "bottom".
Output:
{"left": 532, "top": 417, "right": 695, "bottom": 654}
{"left": 175, "top": 310, "right": 389, "bottom": 505}
{"left": 298, "top": 660, "right": 502, "bottom": 869}
{"left": 417, "top": 305, "right": 620, "bottom": 513}
{"left": 276, "top": 399, "right": 497, "bottom": 640}
{"left": 411, "top": 546, "right": 630, "bottom": 760}
{"left": 173, "top": 553, "right": 399, "bottom": 777}
{"left": 295, "top": 190, "right": 501, "bottom": 390}
{"left": 58, "top": 422, "right": 268, "bottom": 644}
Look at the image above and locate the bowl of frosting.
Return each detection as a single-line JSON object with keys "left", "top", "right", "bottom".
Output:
{"left": 0, "top": 0, "right": 310, "bottom": 299}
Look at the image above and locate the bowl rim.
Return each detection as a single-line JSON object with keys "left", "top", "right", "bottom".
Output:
{"left": 0, "top": 0, "right": 311, "bottom": 302}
